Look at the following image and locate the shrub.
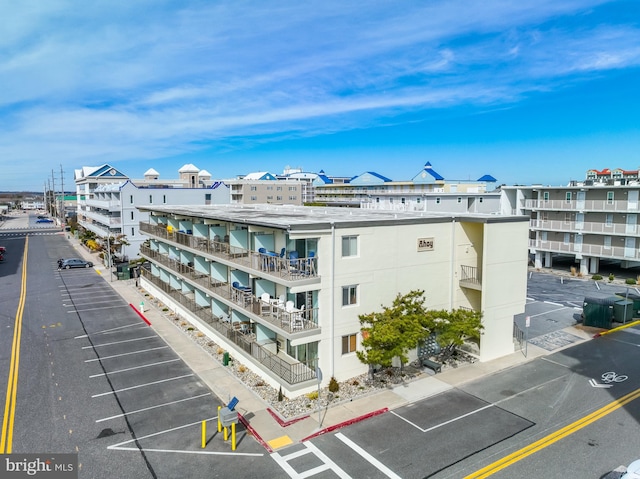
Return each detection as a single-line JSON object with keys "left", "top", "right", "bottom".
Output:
{"left": 306, "top": 391, "right": 319, "bottom": 400}
{"left": 196, "top": 332, "right": 205, "bottom": 337}
{"left": 186, "top": 327, "right": 194, "bottom": 331}
{"left": 238, "top": 364, "right": 247, "bottom": 373}
{"left": 570, "top": 266, "right": 577, "bottom": 276}
{"left": 351, "top": 379, "right": 360, "bottom": 386}
{"left": 180, "top": 321, "right": 188, "bottom": 326}
{"left": 217, "top": 347, "right": 224, "bottom": 355}
{"left": 592, "top": 274, "right": 603, "bottom": 281}
{"left": 609, "top": 273, "right": 615, "bottom": 282}
{"left": 328, "top": 376, "right": 340, "bottom": 393}
{"left": 162, "top": 307, "right": 169, "bottom": 312}
{"left": 626, "top": 278, "right": 637, "bottom": 285}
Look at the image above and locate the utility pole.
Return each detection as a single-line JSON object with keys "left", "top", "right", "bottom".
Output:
{"left": 51, "top": 169, "right": 56, "bottom": 218}
{"left": 60, "top": 164, "right": 65, "bottom": 221}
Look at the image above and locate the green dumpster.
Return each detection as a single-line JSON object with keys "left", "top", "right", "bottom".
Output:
{"left": 582, "top": 295, "right": 616, "bottom": 329}
{"left": 222, "top": 352, "right": 230, "bottom": 366}
{"left": 614, "top": 300, "right": 634, "bottom": 324}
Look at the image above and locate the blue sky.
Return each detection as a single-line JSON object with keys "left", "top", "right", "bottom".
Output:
{"left": 1, "top": 0, "right": 639, "bottom": 191}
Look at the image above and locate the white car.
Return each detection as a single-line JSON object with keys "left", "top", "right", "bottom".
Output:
{"left": 622, "top": 460, "right": 640, "bottom": 478}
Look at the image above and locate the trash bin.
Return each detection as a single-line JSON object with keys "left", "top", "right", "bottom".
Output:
{"left": 222, "top": 352, "right": 230, "bottom": 366}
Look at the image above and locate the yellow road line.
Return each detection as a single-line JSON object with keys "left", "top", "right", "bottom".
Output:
{"left": 465, "top": 387, "right": 640, "bottom": 478}
{"left": 0, "top": 236, "right": 29, "bottom": 454}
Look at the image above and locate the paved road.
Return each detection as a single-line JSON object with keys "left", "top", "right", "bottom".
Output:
{"left": 1, "top": 231, "right": 283, "bottom": 478}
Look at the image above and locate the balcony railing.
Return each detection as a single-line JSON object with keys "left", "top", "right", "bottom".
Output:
{"left": 141, "top": 270, "right": 317, "bottom": 385}
{"left": 529, "top": 239, "right": 640, "bottom": 260}
{"left": 530, "top": 219, "right": 636, "bottom": 235}
{"left": 140, "top": 245, "right": 320, "bottom": 334}
{"left": 523, "top": 199, "right": 638, "bottom": 212}
{"left": 139, "top": 221, "right": 318, "bottom": 281}
{"left": 460, "top": 265, "right": 482, "bottom": 290}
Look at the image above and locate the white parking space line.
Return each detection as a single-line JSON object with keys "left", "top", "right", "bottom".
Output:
{"left": 96, "top": 393, "right": 211, "bottom": 422}
{"left": 526, "top": 306, "right": 567, "bottom": 319}
{"left": 71, "top": 305, "right": 130, "bottom": 313}
{"left": 543, "top": 301, "right": 564, "bottom": 307}
{"left": 82, "top": 336, "right": 158, "bottom": 349}
{"left": 84, "top": 346, "right": 168, "bottom": 362}
{"left": 92, "top": 373, "right": 194, "bottom": 397}
{"left": 75, "top": 323, "right": 145, "bottom": 339}
{"left": 89, "top": 358, "right": 181, "bottom": 378}
{"left": 108, "top": 417, "right": 263, "bottom": 457}
{"left": 335, "top": 433, "right": 401, "bottom": 479}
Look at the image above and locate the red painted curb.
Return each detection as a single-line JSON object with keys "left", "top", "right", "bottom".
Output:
{"left": 238, "top": 413, "right": 273, "bottom": 453}
{"left": 267, "top": 408, "right": 310, "bottom": 427}
{"left": 129, "top": 304, "right": 152, "bottom": 326}
{"left": 593, "top": 333, "right": 601, "bottom": 338}
{"left": 300, "top": 407, "right": 389, "bottom": 442}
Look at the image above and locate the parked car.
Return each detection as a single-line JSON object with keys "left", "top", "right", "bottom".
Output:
{"left": 60, "top": 258, "right": 93, "bottom": 269}
{"left": 36, "top": 218, "right": 54, "bottom": 223}
{"left": 0, "top": 246, "right": 5, "bottom": 253}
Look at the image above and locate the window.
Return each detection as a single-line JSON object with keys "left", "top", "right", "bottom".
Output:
{"left": 457, "top": 197, "right": 462, "bottom": 203}
{"left": 149, "top": 195, "right": 153, "bottom": 204}
{"left": 543, "top": 191, "right": 549, "bottom": 202}
{"left": 342, "top": 235, "right": 358, "bottom": 257}
{"left": 251, "top": 196, "right": 257, "bottom": 201}
{"left": 277, "top": 186, "right": 282, "bottom": 191}
{"left": 276, "top": 196, "right": 282, "bottom": 201}
{"left": 163, "top": 195, "right": 167, "bottom": 204}
{"left": 130, "top": 211, "right": 134, "bottom": 220}
{"left": 289, "top": 186, "right": 297, "bottom": 191}
{"left": 129, "top": 195, "right": 134, "bottom": 204}
{"left": 416, "top": 197, "right": 421, "bottom": 204}
{"left": 250, "top": 186, "right": 257, "bottom": 191}
{"left": 342, "top": 285, "right": 358, "bottom": 306}
{"left": 605, "top": 213, "right": 613, "bottom": 226}
{"left": 563, "top": 233, "right": 570, "bottom": 245}
{"left": 267, "top": 195, "right": 273, "bottom": 200}
{"left": 564, "top": 213, "right": 572, "bottom": 224}
{"left": 131, "top": 227, "right": 135, "bottom": 236}
{"left": 205, "top": 194, "right": 211, "bottom": 200}
{"left": 565, "top": 192, "right": 571, "bottom": 203}
{"left": 541, "top": 231, "right": 548, "bottom": 242}
{"left": 389, "top": 197, "right": 393, "bottom": 204}
{"left": 342, "top": 334, "right": 357, "bottom": 354}
{"left": 401, "top": 198, "right": 406, "bottom": 205}
{"left": 604, "top": 236, "right": 612, "bottom": 249}
{"left": 479, "top": 197, "right": 483, "bottom": 203}
{"left": 607, "top": 191, "right": 614, "bottom": 204}
{"left": 436, "top": 197, "right": 441, "bottom": 204}
{"left": 289, "top": 196, "right": 297, "bottom": 201}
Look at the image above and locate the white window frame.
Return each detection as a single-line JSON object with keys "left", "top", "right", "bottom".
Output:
{"left": 342, "top": 235, "right": 358, "bottom": 257}
{"left": 342, "top": 285, "right": 358, "bottom": 306}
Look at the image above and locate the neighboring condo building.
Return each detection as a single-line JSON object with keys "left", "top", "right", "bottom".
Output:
{"left": 314, "top": 162, "right": 500, "bottom": 213}
{"left": 501, "top": 167, "right": 640, "bottom": 275}
{"left": 223, "top": 171, "right": 307, "bottom": 206}
{"left": 75, "top": 164, "right": 229, "bottom": 260}
{"left": 137, "top": 203, "right": 529, "bottom": 397}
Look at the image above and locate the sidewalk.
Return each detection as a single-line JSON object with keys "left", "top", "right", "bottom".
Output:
{"left": 65, "top": 235, "right": 594, "bottom": 452}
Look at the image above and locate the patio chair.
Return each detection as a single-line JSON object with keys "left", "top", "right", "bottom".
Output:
{"left": 260, "top": 293, "right": 272, "bottom": 316}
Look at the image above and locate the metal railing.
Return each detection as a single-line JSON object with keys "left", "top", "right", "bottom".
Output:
{"left": 140, "top": 245, "right": 320, "bottom": 334}
{"left": 141, "top": 270, "right": 317, "bottom": 384}
{"left": 460, "top": 265, "right": 481, "bottom": 286}
{"left": 140, "top": 222, "right": 318, "bottom": 280}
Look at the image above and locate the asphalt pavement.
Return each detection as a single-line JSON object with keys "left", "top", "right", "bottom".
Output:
{"left": 56, "top": 231, "right": 617, "bottom": 454}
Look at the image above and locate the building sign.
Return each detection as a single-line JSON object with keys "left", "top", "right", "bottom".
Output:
{"left": 417, "top": 237, "right": 434, "bottom": 251}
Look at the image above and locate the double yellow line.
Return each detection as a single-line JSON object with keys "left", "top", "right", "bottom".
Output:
{"left": 465, "top": 386, "right": 640, "bottom": 478}
{"left": 1, "top": 236, "right": 29, "bottom": 453}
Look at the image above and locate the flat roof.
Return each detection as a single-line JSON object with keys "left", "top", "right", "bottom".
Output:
{"left": 138, "top": 204, "right": 527, "bottom": 231}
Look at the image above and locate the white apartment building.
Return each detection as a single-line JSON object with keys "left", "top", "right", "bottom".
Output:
{"left": 315, "top": 162, "right": 500, "bottom": 213}
{"left": 137, "top": 204, "right": 529, "bottom": 397}
{"left": 75, "top": 164, "right": 229, "bottom": 260}
{"left": 501, "top": 168, "right": 640, "bottom": 275}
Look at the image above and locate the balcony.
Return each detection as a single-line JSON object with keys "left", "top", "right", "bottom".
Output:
{"left": 523, "top": 199, "right": 637, "bottom": 213}
{"left": 83, "top": 209, "right": 122, "bottom": 226}
{"left": 141, "top": 270, "right": 317, "bottom": 385}
{"left": 460, "top": 265, "right": 482, "bottom": 290}
{"left": 140, "top": 245, "right": 320, "bottom": 335}
{"left": 530, "top": 219, "right": 636, "bottom": 235}
{"left": 85, "top": 198, "right": 121, "bottom": 211}
{"left": 139, "top": 222, "right": 319, "bottom": 282}
{"left": 529, "top": 239, "right": 640, "bottom": 261}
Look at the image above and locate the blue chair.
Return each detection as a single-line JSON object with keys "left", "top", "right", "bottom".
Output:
{"left": 232, "top": 281, "right": 251, "bottom": 291}
{"left": 279, "top": 248, "right": 286, "bottom": 258}
{"left": 258, "top": 247, "right": 267, "bottom": 254}
{"left": 289, "top": 251, "right": 299, "bottom": 270}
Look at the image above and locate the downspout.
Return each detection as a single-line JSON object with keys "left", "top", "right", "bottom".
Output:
{"left": 450, "top": 217, "right": 456, "bottom": 310}
{"left": 330, "top": 222, "right": 336, "bottom": 379}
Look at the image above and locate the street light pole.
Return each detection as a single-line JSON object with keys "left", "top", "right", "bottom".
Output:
{"left": 107, "top": 235, "right": 112, "bottom": 282}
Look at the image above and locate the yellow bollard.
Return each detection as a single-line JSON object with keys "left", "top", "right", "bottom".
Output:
{"left": 217, "top": 406, "right": 222, "bottom": 433}
{"left": 201, "top": 420, "right": 206, "bottom": 449}
{"left": 231, "top": 422, "right": 236, "bottom": 451}
{"left": 224, "top": 426, "right": 228, "bottom": 441}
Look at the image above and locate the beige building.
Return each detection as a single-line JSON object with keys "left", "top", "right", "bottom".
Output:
{"left": 501, "top": 168, "right": 640, "bottom": 274}
{"left": 224, "top": 172, "right": 305, "bottom": 205}
{"left": 137, "top": 204, "right": 529, "bottom": 397}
